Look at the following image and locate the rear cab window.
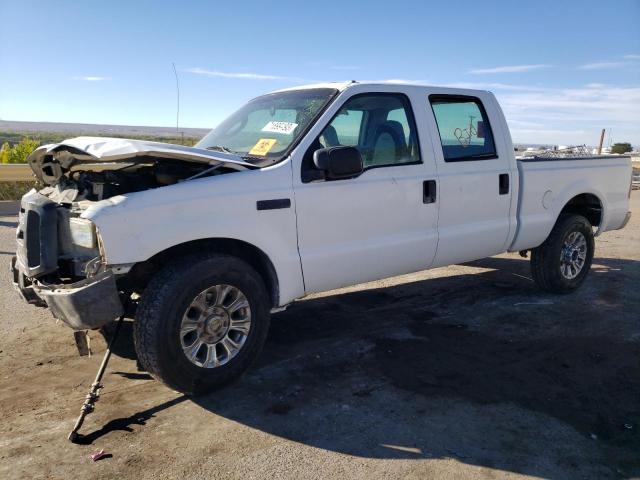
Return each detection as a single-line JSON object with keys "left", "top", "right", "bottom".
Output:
{"left": 429, "top": 95, "right": 497, "bottom": 162}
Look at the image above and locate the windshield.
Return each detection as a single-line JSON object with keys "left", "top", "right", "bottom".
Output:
{"left": 196, "top": 88, "right": 338, "bottom": 164}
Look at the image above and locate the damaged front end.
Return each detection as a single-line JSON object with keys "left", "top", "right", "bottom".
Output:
{"left": 11, "top": 188, "right": 123, "bottom": 329}
{"left": 11, "top": 137, "right": 254, "bottom": 330}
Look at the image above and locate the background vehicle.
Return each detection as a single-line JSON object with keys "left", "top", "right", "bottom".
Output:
{"left": 12, "top": 81, "right": 633, "bottom": 394}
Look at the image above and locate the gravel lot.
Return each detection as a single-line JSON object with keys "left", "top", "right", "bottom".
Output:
{"left": 0, "top": 193, "right": 638, "bottom": 480}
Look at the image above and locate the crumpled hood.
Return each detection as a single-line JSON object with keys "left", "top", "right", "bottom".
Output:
{"left": 27, "top": 136, "right": 255, "bottom": 184}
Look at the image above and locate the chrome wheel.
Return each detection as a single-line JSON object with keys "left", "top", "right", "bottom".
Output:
{"left": 560, "top": 231, "right": 587, "bottom": 280}
{"left": 180, "top": 284, "right": 251, "bottom": 368}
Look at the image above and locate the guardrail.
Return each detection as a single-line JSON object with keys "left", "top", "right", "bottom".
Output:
{"left": 0, "top": 163, "right": 119, "bottom": 182}
{"left": 0, "top": 164, "right": 34, "bottom": 182}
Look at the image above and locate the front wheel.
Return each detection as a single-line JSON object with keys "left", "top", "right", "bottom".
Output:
{"left": 133, "top": 253, "right": 271, "bottom": 395}
{"left": 530, "top": 214, "right": 595, "bottom": 294}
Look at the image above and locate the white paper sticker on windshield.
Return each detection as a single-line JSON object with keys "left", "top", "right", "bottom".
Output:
{"left": 261, "top": 121, "right": 298, "bottom": 135}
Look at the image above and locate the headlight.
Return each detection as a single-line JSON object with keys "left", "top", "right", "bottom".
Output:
{"left": 69, "top": 217, "right": 97, "bottom": 249}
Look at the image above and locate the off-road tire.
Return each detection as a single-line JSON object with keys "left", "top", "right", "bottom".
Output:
{"left": 133, "top": 253, "right": 270, "bottom": 395}
{"left": 530, "top": 214, "right": 594, "bottom": 294}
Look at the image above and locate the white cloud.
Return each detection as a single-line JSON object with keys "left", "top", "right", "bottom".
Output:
{"left": 184, "top": 67, "right": 301, "bottom": 81}
{"left": 579, "top": 61, "right": 625, "bottom": 70}
{"left": 181, "top": 67, "right": 640, "bottom": 145}
{"left": 73, "top": 76, "right": 110, "bottom": 81}
{"left": 623, "top": 54, "right": 640, "bottom": 60}
{"left": 353, "top": 78, "right": 430, "bottom": 85}
{"left": 495, "top": 84, "right": 640, "bottom": 145}
{"left": 468, "top": 64, "right": 551, "bottom": 75}
{"left": 443, "top": 82, "right": 550, "bottom": 92}
{"left": 506, "top": 119, "right": 546, "bottom": 129}
{"left": 440, "top": 81, "right": 639, "bottom": 143}
{"left": 379, "top": 78, "right": 428, "bottom": 85}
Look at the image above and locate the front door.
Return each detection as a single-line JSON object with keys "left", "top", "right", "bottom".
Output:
{"left": 293, "top": 92, "right": 439, "bottom": 294}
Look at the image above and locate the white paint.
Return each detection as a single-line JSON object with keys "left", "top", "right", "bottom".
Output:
{"left": 509, "top": 156, "right": 632, "bottom": 251}
{"left": 294, "top": 165, "right": 438, "bottom": 293}
{"left": 76, "top": 82, "right": 632, "bottom": 306}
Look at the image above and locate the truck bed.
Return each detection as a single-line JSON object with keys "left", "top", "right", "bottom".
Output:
{"left": 509, "top": 155, "right": 632, "bottom": 252}
{"left": 517, "top": 154, "right": 630, "bottom": 163}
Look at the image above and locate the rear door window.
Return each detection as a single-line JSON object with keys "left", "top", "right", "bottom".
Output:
{"left": 429, "top": 96, "right": 497, "bottom": 162}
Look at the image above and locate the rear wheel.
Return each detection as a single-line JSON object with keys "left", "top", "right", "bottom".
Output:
{"left": 133, "top": 253, "right": 270, "bottom": 395}
{"left": 530, "top": 214, "right": 595, "bottom": 293}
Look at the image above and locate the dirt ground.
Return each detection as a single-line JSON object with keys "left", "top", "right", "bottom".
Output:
{"left": 1, "top": 193, "right": 638, "bottom": 480}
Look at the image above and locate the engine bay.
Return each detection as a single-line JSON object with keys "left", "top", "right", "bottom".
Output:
{"left": 26, "top": 136, "right": 255, "bottom": 203}
{"left": 40, "top": 157, "right": 227, "bottom": 203}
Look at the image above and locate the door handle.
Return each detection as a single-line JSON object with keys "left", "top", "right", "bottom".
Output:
{"left": 499, "top": 173, "right": 509, "bottom": 195}
{"left": 423, "top": 180, "right": 436, "bottom": 204}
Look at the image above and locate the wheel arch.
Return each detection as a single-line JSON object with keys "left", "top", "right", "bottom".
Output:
{"left": 557, "top": 192, "right": 604, "bottom": 229}
{"left": 123, "top": 238, "right": 280, "bottom": 308}
{"left": 510, "top": 184, "right": 607, "bottom": 253}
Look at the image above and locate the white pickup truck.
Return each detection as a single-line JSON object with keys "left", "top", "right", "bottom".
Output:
{"left": 12, "top": 82, "right": 632, "bottom": 394}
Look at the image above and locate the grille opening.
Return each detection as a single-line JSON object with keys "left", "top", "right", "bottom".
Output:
{"left": 26, "top": 211, "right": 41, "bottom": 268}
{"left": 42, "top": 165, "right": 55, "bottom": 177}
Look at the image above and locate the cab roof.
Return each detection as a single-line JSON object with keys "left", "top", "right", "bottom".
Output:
{"left": 271, "top": 81, "right": 490, "bottom": 96}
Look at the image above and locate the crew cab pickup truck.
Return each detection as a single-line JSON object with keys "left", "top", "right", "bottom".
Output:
{"left": 12, "top": 82, "right": 633, "bottom": 394}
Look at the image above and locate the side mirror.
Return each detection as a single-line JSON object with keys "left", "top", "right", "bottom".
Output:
{"left": 313, "top": 146, "right": 363, "bottom": 180}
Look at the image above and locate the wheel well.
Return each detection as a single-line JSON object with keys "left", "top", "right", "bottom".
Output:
{"left": 559, "top": 193, "right": 602, "bottom": 227}
{"left": 123, "top": 238, "right": 280, "bottom": 307}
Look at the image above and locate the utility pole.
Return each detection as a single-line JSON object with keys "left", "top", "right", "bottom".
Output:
{"left": 172, "top": 62, "right": 180, "bottom": 143}
{"left": 597, "top": 128, "right": 605, "bottom": 155}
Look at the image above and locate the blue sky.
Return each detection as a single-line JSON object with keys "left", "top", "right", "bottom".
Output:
{"left": 1, "top": 0, "right": 639, "bottom": 146}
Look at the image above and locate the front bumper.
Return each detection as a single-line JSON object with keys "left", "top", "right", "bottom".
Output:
{"left": 11, "top": 256, "right": 123, "bottom": 330}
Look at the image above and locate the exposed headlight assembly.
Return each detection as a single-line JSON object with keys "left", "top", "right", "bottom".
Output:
{"left": 69, "top": 217, "right": 97, "bottom": 249}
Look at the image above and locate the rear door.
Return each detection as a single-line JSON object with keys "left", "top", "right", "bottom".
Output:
{"left": 292, "top": 89, "right": 439, "bottom": 294}
{"left": 427, "top": 93, "right": 514, "bottom": 266}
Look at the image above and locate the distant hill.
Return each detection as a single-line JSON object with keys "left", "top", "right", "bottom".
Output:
{"left": 0, "top": 120, "right": 209, "bottom": 138}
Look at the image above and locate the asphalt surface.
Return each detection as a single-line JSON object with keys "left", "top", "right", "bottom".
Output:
{"left": 0, "top": 193, "right": 638, "bottom": 480}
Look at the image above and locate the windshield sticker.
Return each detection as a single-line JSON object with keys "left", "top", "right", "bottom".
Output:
{"left": 261, "top": 121, "right": 298, "bottom": 135}
{"left": 249, "top": 138, "right": 277, "bottom": 156}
